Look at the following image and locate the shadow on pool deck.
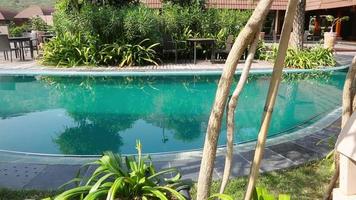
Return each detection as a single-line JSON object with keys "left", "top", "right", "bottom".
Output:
{"left": 0, "top": 117, "right": 340, "bottom": 190}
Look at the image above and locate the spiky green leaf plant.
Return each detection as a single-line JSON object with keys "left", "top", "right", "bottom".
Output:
{"left": 46, "top": 141, "right": 189, "bottom": 200}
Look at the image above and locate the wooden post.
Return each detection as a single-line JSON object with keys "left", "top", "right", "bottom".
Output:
{"left": 274, "top": 10, "right": 279, "bottom": 36}
{"left": 336, "top": 12, "right": 342, "bottom": 37}
{"left": 195, "top": 0, "right": 273, "bottom": 199}
{"left": 243, "top": 0, "right": 298, "bottom": 199}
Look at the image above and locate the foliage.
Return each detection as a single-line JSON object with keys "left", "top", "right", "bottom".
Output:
{"left": 0, "top": 159, "right": 334, "bottom": 200}
{"left": 46, "top": 1, "right": 251, "bottom": 67}
{"left": 42, "top": 32, "right": 159, "bottom": 67}
{"left": 257, "top": 45, "right": 336, "bottom": 69}
{"left": 45, "top": 141, "right": 189, "bottom": 200}
{"left": 325, "top": 15, "right": 350, "bottom": 32}
{"left": 30, "top": 16, "right": 48, "bottom": 31}
{"left": 123, "top": 6, "right": 161, "bottom": 44}
{"left": 190, "top": 159, "right": 334, "bottom": 200}
{"left": 8, "top": 22, "right": 30, "bottom": 37}
{"left": 119, "top": 39, "right": 160, "bottom": 67}
{"left": 208, "top": 187, "right": 290, "bottom": 200}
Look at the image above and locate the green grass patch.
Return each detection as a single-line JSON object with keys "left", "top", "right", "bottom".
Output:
{"left": 0, "top": 159, "right": 333, "bottom": 200}
{"left": 190, "top": 159, "right": 334, "bottom": 200}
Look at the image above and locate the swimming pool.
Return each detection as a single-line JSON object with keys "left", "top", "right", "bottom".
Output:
{"left": 0, "top": 71, "right": 346, "bottom": 155}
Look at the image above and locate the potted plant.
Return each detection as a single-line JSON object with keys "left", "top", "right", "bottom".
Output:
{"left": 323, "top": 15, "right": 349, "bottom": 50}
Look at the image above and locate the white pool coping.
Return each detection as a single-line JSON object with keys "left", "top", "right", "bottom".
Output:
{"left": 0, "top": 65, "right": 349, "bottom": 77}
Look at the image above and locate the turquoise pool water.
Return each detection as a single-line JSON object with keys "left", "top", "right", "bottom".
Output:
{"left": 0, "top": 71, "right": 346, "bottom": 155}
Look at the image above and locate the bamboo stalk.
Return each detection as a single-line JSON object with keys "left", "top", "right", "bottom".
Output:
{"left": 243, "top": 0, "right": 298, "bottom": 199}
{"left": 323, "top": 56, "right": 356, "bottom": 200}
{"left": 219, "top": 28, "right": 262, "bottom": 194}
{"left": 196, "top": 1, "right": 273, "bottom": 199}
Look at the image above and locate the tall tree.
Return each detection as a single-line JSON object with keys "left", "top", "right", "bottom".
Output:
{"left": 195, "top": 0, "right": 273, "bottom": 199}
{"left": 290, "top": 0, "right": 306, "bottom": 49}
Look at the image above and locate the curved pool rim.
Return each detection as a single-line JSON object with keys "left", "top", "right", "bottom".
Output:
{"left": 0, "top": 65, "right": 349, "bottom": 77}
{"left": 0, "top": 106, "right": 341, "bottom": 163}
{"left": 0, "top": 65, "right": 348, "bottom": 161}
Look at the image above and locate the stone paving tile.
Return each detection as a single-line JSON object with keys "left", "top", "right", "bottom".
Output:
{"left": 291, "top": 135, "right": 334, "bottom": 156}
{"left": 214, "top": 154, "right": 251, "bottom": 178}
{"left": 24, "top": 164, "right": 81, "bottom": 190}
{"left": 0, "top": 163, "right": 46, "bottom": 189}
{"left": 239, "top": 149, "right": 295, "bottom": 172}
{"left": 267, "top": 142, "right": 320, "bottom": 165}
{"left": 310, "top": 129, "right": 339, "bottom": 140}
{"left": 170, "top": 159, "right": 220, "bottom": 181}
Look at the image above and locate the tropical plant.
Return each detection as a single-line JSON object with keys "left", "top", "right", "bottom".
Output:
{"left": 8, "top": 22, "right": 30, "bottom": 37}
{"left": 258, "top": 45, "right": 335, "bottom": 69}
{"left": 325, "top": 15, "right": 349, "bottom": 33}
{"left": 119, "top": 39, "right": 160, "bottom": 67}
{"left": 30, "top": 16, "right": 48, "bottom": 31}
{"left": 45, "top": 141, "right": 189, "bottom": 200}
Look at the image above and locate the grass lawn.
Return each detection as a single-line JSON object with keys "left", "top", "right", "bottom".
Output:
{"left": 0, "top": 159, "right": 333, "bottom": 200}
{"left": 191, "top": 158, "right": 334, "bottom": 200}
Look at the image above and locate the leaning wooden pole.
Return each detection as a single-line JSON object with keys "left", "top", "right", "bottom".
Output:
{"left": 219, "top": 28, "right": 262, "bottom": 194}
{"left": 323, "top": 56, "right": 356, "bottom": 200}
{"left": 196, "top": 1, "right": 273, "bottom": 199}
{"left": 243, "top": 0, "right": 298, "bottom": 199}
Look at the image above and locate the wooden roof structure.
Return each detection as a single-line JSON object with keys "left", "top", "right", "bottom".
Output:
{"left": 14, "top": 5, "right": 53, "bottom": 19}
{"left": 142, "top": 0, "right": 288, "bottom": 9}
{"left": 306, "top": 0, "right": 356, "bottom": 10}
{"left": 143, "top": 0, "right": 356, "bottom": 10}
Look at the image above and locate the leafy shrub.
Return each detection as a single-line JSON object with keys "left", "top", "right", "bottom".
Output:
{"left": 257, "top": 45, "right": 336, "bottom": 69}
{"left": 9, "top": 22, "right": 30, "bottom": 37}
{"left": 42, "top": 33, "right": 86, "bottom": 67}
{"left": 43, "top": 34, "right": 159, "bottom": 67}
{"left": 46, "top": 1, "right": 252, "bottom": 67}
{"left": 30, "top": 16, "right": 48, "bottom": 31}
{"left": 45, "top": 141, "right": 189, "bottom": 200}
{"left": 119, "top": 39, "right": 160, "bottom": 67}
{"left": 123, "top": 6, "right": 161, "bottom": 44}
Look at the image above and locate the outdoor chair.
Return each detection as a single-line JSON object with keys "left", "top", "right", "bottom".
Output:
{"left": 23, "top": 32, "right": 39, "bottom": 56}
{"left": 0, "top": 34, "right": 19, "bottom": 62}
{"left": 162, "top": 35, "right": 188, "bottom": 63}
{"left": 214, "top": 35, "right": 234, "bottom": 62}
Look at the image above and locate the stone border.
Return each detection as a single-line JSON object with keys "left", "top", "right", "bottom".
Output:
{"left": 0, "top": 65, "right": 349, "bottom": 77}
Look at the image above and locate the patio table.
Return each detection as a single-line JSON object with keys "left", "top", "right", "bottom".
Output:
{"left": 187, "top": 38, "right": 216, "bottom": 64}
{"left": 9, "top": 36, "right": 34, "bottom": 61}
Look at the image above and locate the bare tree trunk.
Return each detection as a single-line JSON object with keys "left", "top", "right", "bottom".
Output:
{"left": 290, "top": 0, "right": 306, "bottom": 49}
{"left": 323, "top": 56, "right": 356, "bottom": 200}
{"left": 196, "top": 1, "right": 273, "bottom": 199}
{"left": 243, "top": 0, "right": 298, "bottom": 199}
{"left": 219, "top": 27, "right": 262, "bottom": 194}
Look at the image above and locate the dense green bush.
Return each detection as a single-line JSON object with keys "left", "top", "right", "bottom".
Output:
{"left": 257, "top": 44, "right": 336, "bottom": 69}
{"left": 30, "top": 16, "right": 48, "bottom": 31}
{"left": 45, "top": 1, "right": 252, "bottom": 67}
{"left": 8, "top": 22, "right": 30, "bottom": 37}
{"left": 42, "top": 32, "right": 159, "bottom": 67}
